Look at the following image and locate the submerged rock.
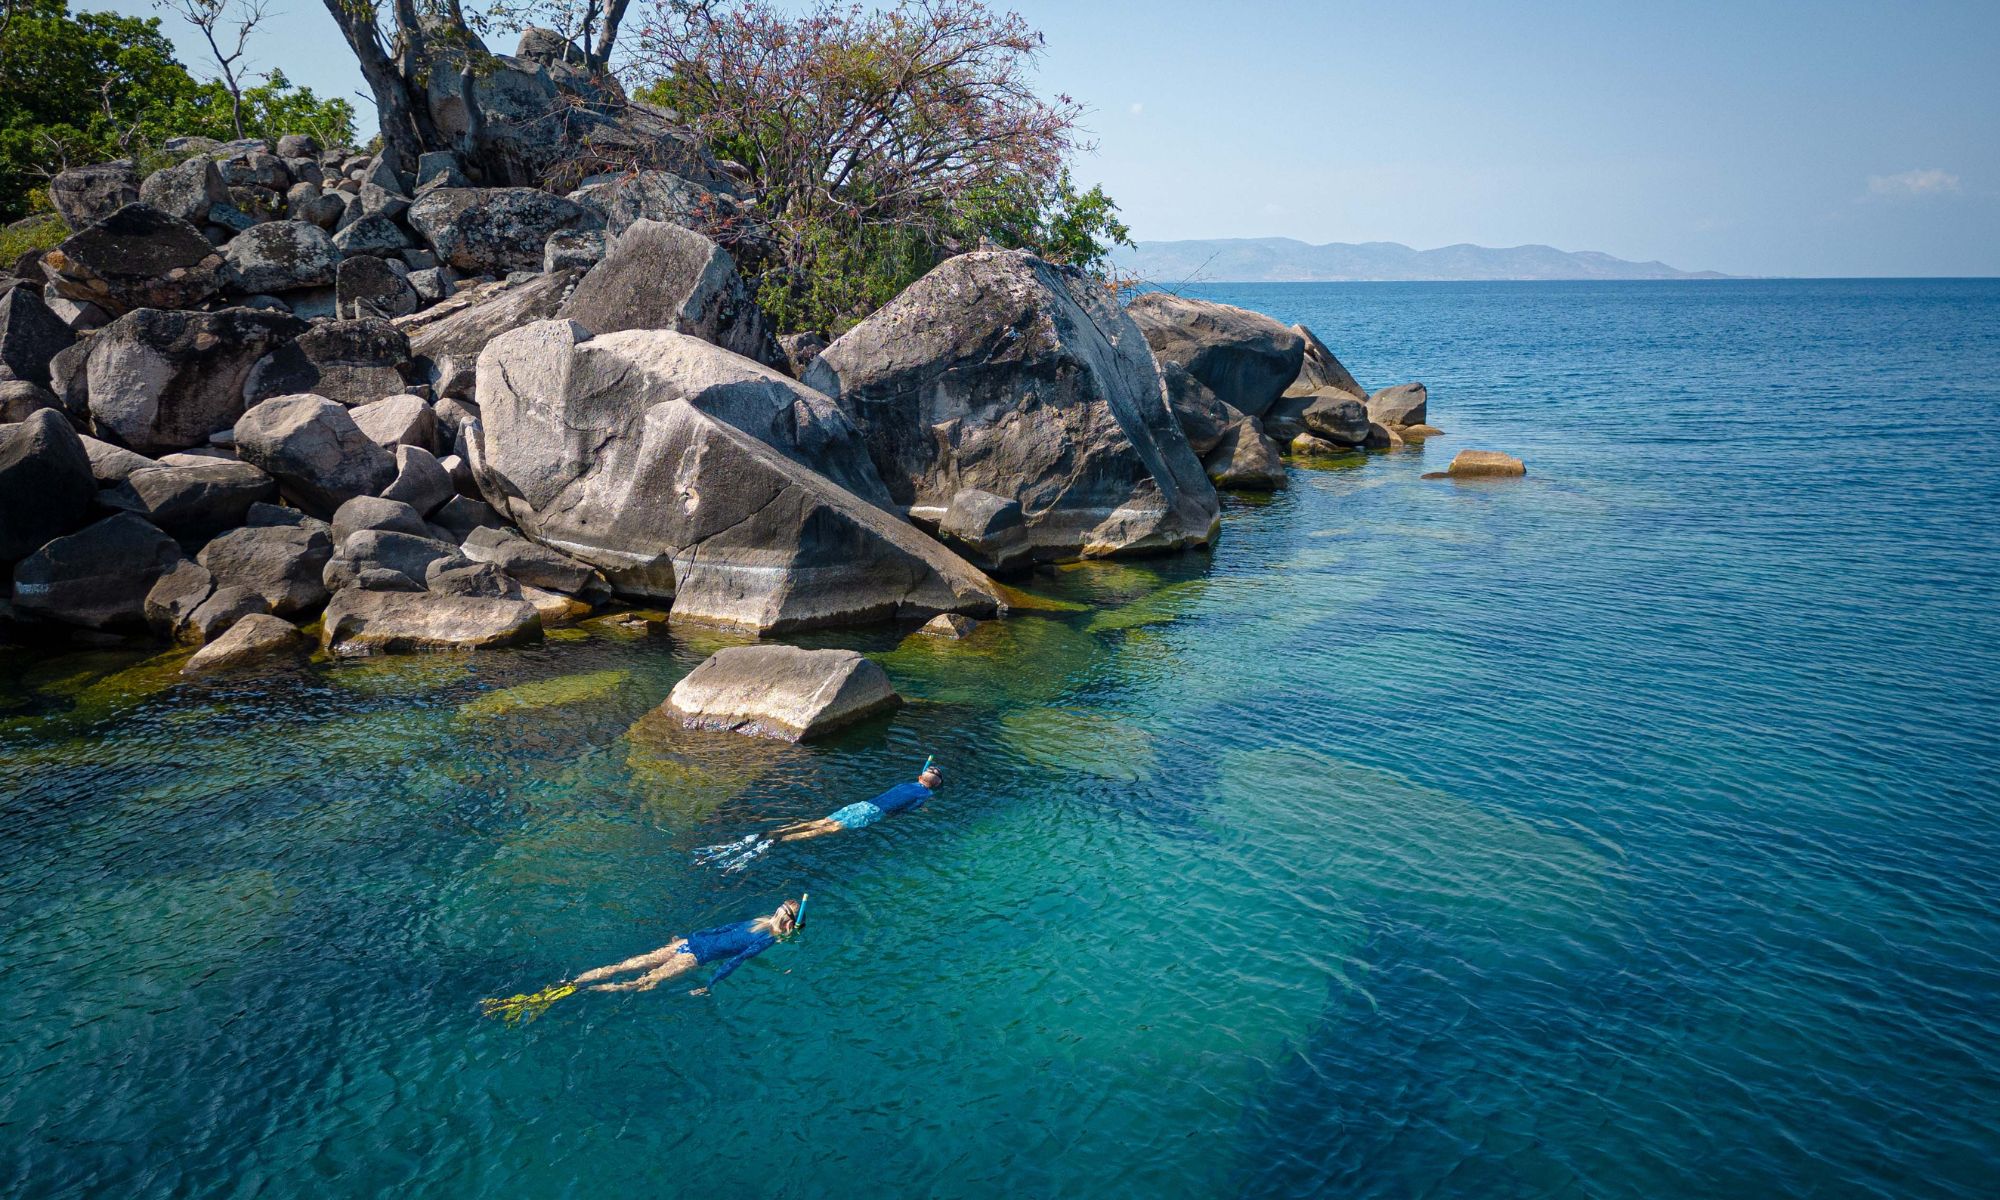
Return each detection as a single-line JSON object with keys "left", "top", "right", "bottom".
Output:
{"left": 664, "top": 645, "right": 901, "bottom": 742}
{"left": 472, "top": 320, "right": 999, "bottom": 632}
{"left": 807, "top": 249, "right": 1219, "bottom": 565}
{"left": 918, "top": 612, "right": 979, "bottom": 639}
{"left": 321, "top": 588, "right": 542, "bottom": 655}
{"left": 182, "top": 612, "right": 307, "bottom": 674}
{"left": 1126, "top": 292, "right": 1304, "bottom": 419}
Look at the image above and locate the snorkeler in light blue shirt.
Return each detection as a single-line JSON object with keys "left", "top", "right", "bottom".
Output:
{"left": 692, "top": 759, "right": 944, "bottom": 871}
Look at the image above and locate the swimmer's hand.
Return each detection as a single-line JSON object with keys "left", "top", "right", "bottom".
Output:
{"left": 689, "top": 987, "right": 711, "bottom": 997}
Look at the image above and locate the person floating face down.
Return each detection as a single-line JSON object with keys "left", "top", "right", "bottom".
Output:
{"left": 772, "top": 760, "right": 943, "bottom": 843}
{"left": 572, "top": 899, "right": 801, "bottom": 997}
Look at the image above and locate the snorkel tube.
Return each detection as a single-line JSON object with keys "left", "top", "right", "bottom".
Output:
{"left": 791, "top": 892, "right": 809, "bottom": 935}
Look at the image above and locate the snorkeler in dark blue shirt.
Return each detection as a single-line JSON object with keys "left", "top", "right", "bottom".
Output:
{"left": 572, "top": 898, "right": 801, "bottom": 996}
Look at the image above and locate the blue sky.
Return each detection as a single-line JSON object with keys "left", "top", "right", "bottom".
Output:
{"left": 103, "top": 0, "right": 2000, "bottom": 276}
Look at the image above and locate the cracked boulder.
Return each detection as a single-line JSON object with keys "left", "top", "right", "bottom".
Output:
{"left": 471, "top": 320, "right": 1000, "bottom": 632}
{"left": 1126, "top": 292, "right": 1305, "bottom": 419}
{"left": 41, "top": 204, "right": 224, "bottom": 316}
{"left": 806, "top": 249, "right": 1219, "bottom": 564}
{"left": 399, "top": 271, "right": 576, "bottom": 399}
{"left": 81, "top": 306, "right": 306, "bottom": 454}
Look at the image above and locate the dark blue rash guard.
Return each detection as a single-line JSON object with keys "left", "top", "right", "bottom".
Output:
{"left": 870, "top": 781, "right": 933, "bottom": 816}
{"left": 680, "top": 920, "right": 778, "bottom": 989}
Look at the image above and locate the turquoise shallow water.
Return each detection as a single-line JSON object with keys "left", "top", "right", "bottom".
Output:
{"left": 4, "top": 279, "right": 1999, "bottom": 1198}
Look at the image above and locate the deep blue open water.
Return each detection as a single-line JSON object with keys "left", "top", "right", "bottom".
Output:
{"left": 3, "top": 279, "right": 1997, "bottom": 1198}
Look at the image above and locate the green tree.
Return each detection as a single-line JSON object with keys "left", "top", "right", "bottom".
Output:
{"left": 0, "top": 0, "right": 354, "bottom": 222}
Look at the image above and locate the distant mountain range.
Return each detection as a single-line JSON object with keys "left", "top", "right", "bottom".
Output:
{"left": 1112, "top": 238, "right": 1727, "bottom": 282}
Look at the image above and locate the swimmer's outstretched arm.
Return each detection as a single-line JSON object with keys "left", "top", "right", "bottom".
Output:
{"left": 688, "top": 944, "right": 766, "bottom": 996}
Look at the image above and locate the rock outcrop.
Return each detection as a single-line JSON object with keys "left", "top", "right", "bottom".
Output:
{"left": 664, "top": 645, "right": 900, "bottom": 742}
{"left": 1126, "top": 292, "right": 1305, "bottom": 419}
{"left": 471, "top": 320, "right": 1000, "bottom": 631}
{"left": 807, "top": 249, "right": 1219, "bottom": 567}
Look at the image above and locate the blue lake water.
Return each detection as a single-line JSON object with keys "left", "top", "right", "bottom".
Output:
{"left": 3, "top": 279, "right": 1998, "bottom": 1198}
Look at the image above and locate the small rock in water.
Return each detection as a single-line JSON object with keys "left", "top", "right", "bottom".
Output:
{"left": 1426, "top": 449, "right": 1526, "bottom": 479}
{"left": 665, "top": 645, "right": 901, "bottom": 742}
{"left": 918, "top": 612, "right": 979, "bottom": 639}
{"left": 183, "top": 612, "right": 306, "bottom": 674}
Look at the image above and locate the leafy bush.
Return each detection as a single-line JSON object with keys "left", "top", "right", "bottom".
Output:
{"left": 0, "top": 212, "right": 67, "bottom": 266}
{"left": 632, "top": 0, "right": 1131, "bottom": 333}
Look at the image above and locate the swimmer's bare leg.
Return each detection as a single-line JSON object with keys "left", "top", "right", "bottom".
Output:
{"left": 591, "top": 951, "right": 700, "bottom": 993}
{"left": 574, "top": 939, "right": 688, "bottom": 985}
{"left": 774, "top": 818, "right": 844, "bottom": 843}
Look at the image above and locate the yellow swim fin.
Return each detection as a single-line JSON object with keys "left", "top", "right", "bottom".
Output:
{"left": 480, "top": 981, "right": 577, "bottom": 1024}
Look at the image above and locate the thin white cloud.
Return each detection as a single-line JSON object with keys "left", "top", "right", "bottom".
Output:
{"left": 1129, "top": 102, "right": 1144, "bottom": 117}
{"left": 1866, "top": 168, "right": 1961, "bottom": 199}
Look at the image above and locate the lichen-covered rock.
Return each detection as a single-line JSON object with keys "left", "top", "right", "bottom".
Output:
{"left": 398, "top": 271, "right": 576, "bottom": 398}
{"left": 138, "top": 157, "right": 230, "bottom": 226}
{"left": 0, "top": 409, "right": 94, "bottom": 562}
{"left": 542, "top": 229, "right": 604, "bottom": 273}
{"left": 222, "top": 221, "right": 339, "bottom": 293}
{"left": 41, "top": 204, "right": 224, "bottom": 315}
{"left": 664, "top": 645, "right": 900, "bottom": 742}
{"left": 1126, "top": 292, "right": 1305, "bottom": 419}
{"left": 335, "top": 255, "right": 419, "bottom": 319}
{"left": 233, "top": 393, "right": 396, "bottom": 515}
{"left": 556, "top": 219, "right": 780, "bottom": 366}
{"left": 407, "top": 187, "right": 601, "bottom": 274}
{"left": 331, "top": 212, "right": 412, "bottom": 256}
{"left": 566, "top": 170, "right": 742, "bottom": 239}
{"left": 472, "top": 320, "right": 1000, "bottom": 631}
{"left": 320, "top": 587, "right": 541, "bottom": 655}
{"left": 245, "top": 318, "right": 411, "bottom": 407}
{"left": 196, "top": 522, "right": 334, "bottom": 615}
{"left": 10, "top": 513, "right": 183, "bottom": 628}
{"left": 1367, "top": 382, "right": 1428, "bottom": 428}
{"left": 182, "top": 612, "right": 306, "bottom": 673}
{"left": 83, "top": 307, "right": 305, "bottom": 454}
{"left": 49, "top": 161, "right": 141, "bottom": 230}
{"left": 808, "top": 249, "right": 1219, "bottom": 563}
{"left": 1284, "top": 324, "right": 1367, "bottom": 402}
{"left": 98, "top": 459, "right": 276, "bottom": 538}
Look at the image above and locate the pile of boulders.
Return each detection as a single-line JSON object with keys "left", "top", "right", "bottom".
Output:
{"left": 1, "top": 32, "right": 1443, "bottom": 672}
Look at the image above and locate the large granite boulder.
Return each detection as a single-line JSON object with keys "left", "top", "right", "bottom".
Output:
{"left": 380, "top": 444, "right": 454, "bottom": 515}
{"left": 10, "top": 513, "right": 183, "bottom": 628}
{"left": 1284, "top": 324, "right": 1367, "bottom": 402}
{"left": 138, "top": 156, "right": 231, "bottom": 224}
{"left": 459, "top": 525, "right": 603, "bottom": 597}
{"left": 99, "top": 459, "right": 276, "bottom": 539}
{"left": 334, "top": 255, "right": 420, "bottom": 319}
{"left": 806, "top": 249, "right": 1219, "bottom": 565}
{"left": 664, "top": 645, "right": 900, "bottom": 742}
{"left": 233, "top": 393, "right": 396, "bottom": 515}
{"left": 41, "top": 204, "right": 224, "bottom": 316}
{"left": 320, "top": 588, "right": 541, "bottom": 655}
{"left": 0, "top": 409, "right": 95, "bottom": 562}
{"left": 398, "top": 271, "right": 576, "bottom": 399}
{"left": 0, "top": 286, "right": 76, "bottom": 389}
{"left": 183, "top": 612, "right": 307, "bottom": 674}
{"left": 556, "top": 219, "right": 780, "bottom": 367}
{"left": 245, "top": 318, "right": 410, "bottom": 407}
{"left": 471, "top": 320, "right": 1000, "bottom": 631}
{"left": 197, "top": 522, "right": 335, "bottom": 615}
{"left": 1367, "top": 382, "right": 1428, "bottom": 428}
{"left": 330, "top": 495, "right": 429, "bottom": 546}
{"left": 1158, "top": 361, "right": 1242, "bottom": 457}
{"left": 348, "top": 394, "right": 435, "bottom": 452}
{"left": 81, "top": 307, "right": 306, "bottom": 454}
{"left": 222, "top": 221, "right": 339, "bottom": 294}
{"left": 185, "top": 584, "right": 271, "bottom": 643}
{"left": 407, "top": 187, "right": 601, "bottom": 274}
{"left": 1126, "top": 292, "right": 1304, "bottom": 419}
{"left": 49, "top": 161, "right": 141, "bottom": 230}
{"left": 0, "top": 380, "right": 58, "bottom": 421}
{"left": 324, "top": 529, "right": 466, "bottom": 592}
{"left": 78, "top": 434, "right": 155, "bottom": 484}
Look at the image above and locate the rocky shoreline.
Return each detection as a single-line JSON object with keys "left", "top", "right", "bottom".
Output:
{"left": 0, "top": 30, "right": 1482, "bottom": 692}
